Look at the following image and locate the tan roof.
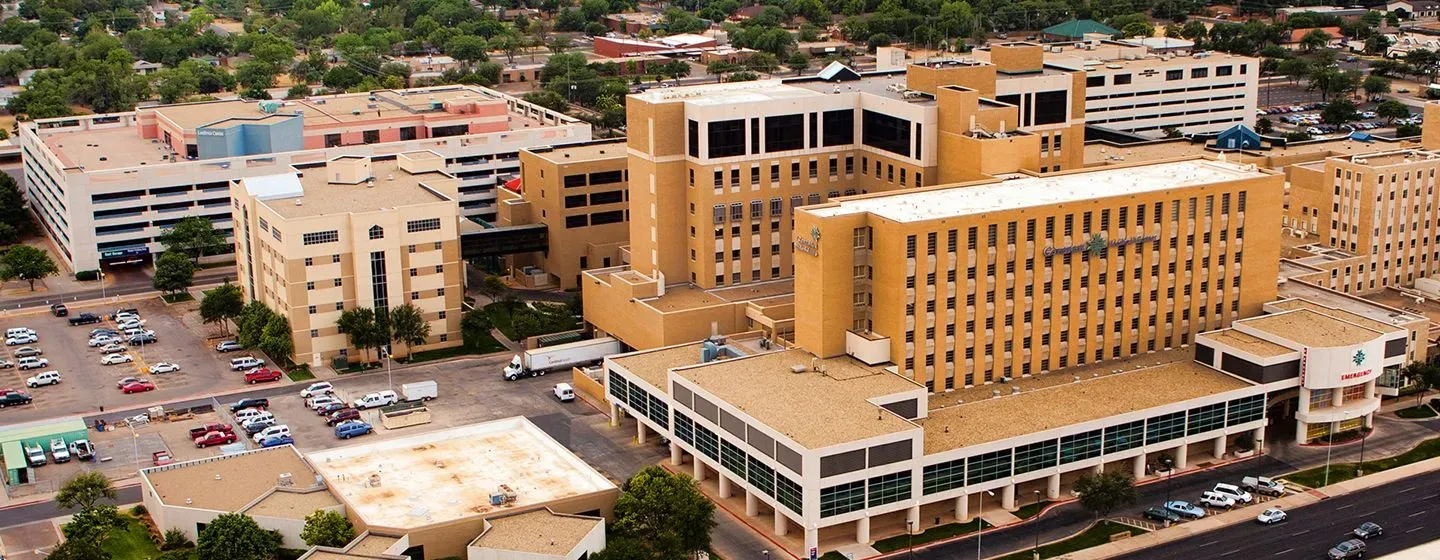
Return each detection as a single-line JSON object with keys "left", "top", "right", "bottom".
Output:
{"left": 1240, "top": 308, "right": 1383, "bottom": 347}
{"left": 527, "top": 141, "right": 627, "bottom": 164}
{"left": 245, "top": 489, "right": 341, "bottom": 520}
{"left": 142, "top": 447, "right": 318, "bottom": 512}
{"left": 1197, "top": 329, "right": 1295, "bottom": 358}
{"left": 348, "top": 535, "right": 400, "bottom": 556}
{"left": 919, "top": 353, "right": 1252, "bottom": 454}
{"left": 470, "top": 509, "right": 601, "bottom": 554}
{"left": 1267, "top": 299, "right": 1405, "bottom": 335}
{"left": 261, "top": 159, "right": 451, "bottom": 219}
{"left": 675, "top": 349, "right": 921, "bottom": 449}
{"left": 44, "top": 126, "right": 180, "bottom": 171}
{"left": 149, "top": 88, "right": 518, "bottom": 129}
{"left": 610, "top": 343, "right": 704, "bottom": 389}
{"left": 642, "top": 279, "right": 795, "bottom": 312}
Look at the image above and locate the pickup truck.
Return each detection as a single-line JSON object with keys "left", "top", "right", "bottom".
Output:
{"left": 188, "top": 423, "right": 235, "bottom": 439}
{"left": 50, "top": 438, "right": 70, "bottom": 463}
{"left": 151, "top": 451, "right": 173, "bottom": 466}
{"left": 0, "top": 390, "right": 33, "bottom": 408}
{"left": 244, "top": 368, "right": 283, "bottom": 384}
{"left": 24, "top": 442, "right": 45, "bottom": 466}
{"left": 68, "top": 313, "right": 100, "bottom": 326}
{"left": 194, "top": 430, "right": 238, "bottom": 448}
{"left": 1242, "top": 476, "right": 1286, "bottom": 497}
{"left": 352, "top": 390, "right": 399, "bottom": 410}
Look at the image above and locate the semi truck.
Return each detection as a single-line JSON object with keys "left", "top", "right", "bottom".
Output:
{"left": 503, "top": 337, "right": 622, "bottom": 380}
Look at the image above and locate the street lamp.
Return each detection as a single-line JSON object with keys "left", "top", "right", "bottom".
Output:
{"left": 1163, "top": 458, "right": 1175, "bottom": 503}
{"left": 381, "top": 345, "right": 394, "bottom": 392}
{"left": 1031, "top": 490, "right": 1043, "bottom": 560}
{"left": 1357, "top": 414, "right": 1369, "bottom": 477}
{"left": 906, "top": 519, "right": 915, "bottom": 559}
{"left": 1323, "top": 410, "right": 1351, "bottom": 488}
{"left": 977, "top": 490, "right": 995, "bottom": 560}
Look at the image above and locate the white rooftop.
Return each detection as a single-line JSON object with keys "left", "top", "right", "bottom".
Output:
{"left": 631, "top": 79, "right": 823, "bottom": 105}
{"left": 806, "top": 159, "right": 1267, "bottom": 222}
{"left": 243, "top": 173, "right": 304, "bottom": 200}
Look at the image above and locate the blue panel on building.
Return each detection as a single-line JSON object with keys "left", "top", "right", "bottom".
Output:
{"left": 195, "top": 115, "right": 304, "bottom": 159}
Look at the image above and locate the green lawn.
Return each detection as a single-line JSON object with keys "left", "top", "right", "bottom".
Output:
{"left": 1396, "top": 404, "right": 1438, "bottom": 419}
{"left": 285, "top": 366, "right": 316, "bottom": 382}
{"left": 484, "top": 301, "right": 522, "bottom": 339}
{"left": 160, "top": 292, "right": 194, "bottom": 303}
{"left": 482, "top": 300, "right": 578, "bottom": 341}
{"left": 872, "top": 519, "right": 991, "bottom": 553}
{"left": 1014, "top": 500, "right": 1054, "bottom": 520}
{"left": 992, "top": 520, "right": 1147, "bottom": 560}
{"left": 101, "top": 515, "right": 161, "bottom": 560}
{"left": 1286, "top": 436, "right": 1440, "bottom": 488}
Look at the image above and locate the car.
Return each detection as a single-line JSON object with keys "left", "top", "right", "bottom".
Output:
{"left": 1361, "top": 111, "right": 1377, "bottom": 119}
{"left": 17, "top": 357, "right": 49, "bottom": 370}
{"left": 68, "top": 439, "right": 95, "bottom": 461}
{"left": 1164, "top": 500, "right": 1205, "bottom": 519}
{"left": 13, "top": 347, "right": 42, "bottom": 358}
{"left": 148, "top": 362, "right": 180, "bottom": 374}
{"left": 115, "top": 376, "right": 141, "bottom": 388}
{"left": 151, "top": 451, "right": 174, "bottom": 466}
{"left": 215, "top": 340, "right": 242, "bottom": 352}
{"left": 1256, "top": 507, "right": 1287, "bottom": 524}
{"left": 187, "top": 423, "right": 234, "bottom": 439}
{"left": 194, "top": 430, "right": 236, "bottom": 448}
{"left": 1353, "top": 522, "right": 1383, "bottom": 539}
{"left": 334, "top": 420, "right": 373, "bottom": 439}
{"left": 68, "top": 313, "right": 101, "bottom": 326}
{"left": 97, "top": 343, "right": 126, "bottom": 354}
{"left": 1328, "top": 539, "right": 1367, "bottom": 560}
{"left": 128, "top": 333, "right": 157, "bottom": 345}
{"left": 553, "top": 383, "right": 576, "bottom": 402}
{"left": 121, "top": 379, "right": 156, "bottom": 393}
{"left": 50, "top": 303, "right": 67, "bottom": 316}
{"left": 325, "top": 407, "right": 361, "bottom": 426}
{"left": 109, "top": 308, "right": 138, "bottom": 320}
{"left": 101, "top": 353, "right": 133, "bottom": 365}
{"left": 0, "top": 390, "right": 33, "bottom": 408}
{"left": 6, "top": 333, "right": 38, "bottom": 346}
{"left": 251, "top": 425, "right": 291, "bottom": 443}
{"left": 1212, "top": 483, "right": 1253, "bottom": 504}
{"left": 24, "top": 442, "right": 45, "bottom": 466}
{"left": 25, "top": 371, "right": 61, "bottom": 388}
{"left": 6, "top": 328, "right": 36, "bottom": 338}
{"left": 243, "top": 417, "right": 276, "bottom": 434}
{"left": 299, "top": 382, "right": 333, "bottom": 398}
{"left": 1199, "top": 491, "right": 1236, "bottom": 509}
{"left": 229, "top": 397, "right": 269, "bottom": 412}
{"left": 1242, "top": 476, "right": 1286, "bottom": 496}
{"left": 0, "top": 358, "right": 11, "bottom": 369}
{"left": 1399, "top": 87, "right": 1411, "bottom": 93}
{"left": 244, "top": 368, "right": 283, "bottom": 384}
{"left": 49, "top": 438, "right": 70, "bottom": 463}
{"left": 315, "top": 401, "right": 348, "bottom": 416}
{"left": 260, "top": 434, "right": 295, "bottom": 448}
{"left": 308, "top": 396, "right": 341, "bottom": 411}
{"left": 230, "top": 357, "right": 264, "bottom": 370}
{"left": 352, "top": 390, "right": 399, "bottom": 409}
{"left": 88, "top": 328, "right": 116, "bottom": 338}
{"left": 1142, "top": 507, "right": 1181, "bottom": 523}
{"left": 117, "top": 318, "right": 145, "bottom": 328}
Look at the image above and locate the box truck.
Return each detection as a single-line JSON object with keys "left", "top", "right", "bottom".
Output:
{"left": 503, "top": 337, "right": 622, "bottom": 380}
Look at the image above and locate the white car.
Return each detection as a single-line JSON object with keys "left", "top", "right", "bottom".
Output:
{"left": 117, "top": 319, "right": 145, "bottom": 330}
{"left": 1256, "top": 507, "right": 1287, "bottom": 525}
{"left": 6, "top": 334, "right": 38, "bottom": 346}
{"left": 1212, "top": 483, "right": 1253, "bottom": 504}
{"left": 88, "top": 335, "right": 119, "bottom": 347}
{"left": 1200, "top": 491, "right": 1236, "bottom": 509}
{"left": 148, "top": 362, "right": 180, "bottom": 374}
{"left": 101, "top": 353, "right": 134, "bottom": 365}
{"left": 251, "top": 425, "right": 291, "bottom": 443}
{"left": 299, "top": 382, "right": 334, "bottom": 399}
{"left": 307, "top": 396, "right": 341, "bottom": 411}
{"left": 26, "top": 370, "right": 61, "bottom": 387}
{"left": 97, "top": 343, "right": 126, "bottom": 354}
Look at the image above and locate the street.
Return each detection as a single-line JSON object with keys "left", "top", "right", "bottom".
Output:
{"left": 1112, "top": 469, "right": 1440, "bottom": 560}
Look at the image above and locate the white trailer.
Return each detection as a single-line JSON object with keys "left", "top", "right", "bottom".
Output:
{"left": 503, "top": 337, "right": 622, "bottom": 380}
{"left": 401, "top": 380, "right": 438, "bottom": 402}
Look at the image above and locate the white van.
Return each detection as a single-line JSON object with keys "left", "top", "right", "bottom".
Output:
{"left": 553, "top": 383, "right": 576, "bottom": 402}
{"left": 17, "top": 356, "right": 50, "bottom": 370}
{"left": 251, "top": 425, "right": 291, "bottom": 443}
{"left": 234, "top": 409, "right": 271, "bottom": 423}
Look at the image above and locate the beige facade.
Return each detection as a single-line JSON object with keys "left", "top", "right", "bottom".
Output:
{"left": 498, "top": 140, "right": 630, "bottom": 289}
{"left": 232, "top": 151, "right": 463, "bottom": 365}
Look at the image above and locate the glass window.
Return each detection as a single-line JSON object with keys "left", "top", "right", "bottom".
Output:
{"left": 647, "top": 394, "right": 669, "bottom": 429}
{"left": 708, "top": 119, "right": 747, "bottom": 158}
{"left": 1014, "top": 439, "right": 1058, "bottom": 475}
{"left": 695, "top": 424, "right": 719, "bottom": 460}
{"left": 627, "top": 383, "right": 648, "bottom": 417}
{"left": 765, "top": 114, "right": 806, "bottom": 152}
{"left": 674, "top": 412, "right": 694, "bottom": 445}
{"left": 748, "top": 456, "right": 775, "bottom": 497}
{"left": 1309, "top": 388, "right": 1334, "bottom": 409}
{"left": 861, "top": 109, "right": 912, "bottom": 157}
{"left": 608, "top": 373, "right": 629, "bottom": 402}
{"left": 966, "top": 449, "right": 1012, "bottom": 485}
{"left": 867, "top": 471, "right": 911, "bottom": 507}
{"left": 721, "top": 439, "right": 748, "bottom": 477}
{"left": 820, "top": 481, "right": 866, "bottom": 518}
{"left": 1060, "top": 430, "right": 1102, "bottom": 464}
{"left": 1104, "top": 420, "right": 1145, "bottom": 454}
{"left": 1227, "top": 394, "right": 1265, "bottom": 425}
{"left": 776, "top": 474, "right": 803, "bottom": 514}
{"left": 1186, "top": 402, "right": 1226, "bottom": 435}
{"left": 923, "top": 458, "right": 965, "bottom": 495}
{"left": 302, "top": 230, "right": 339, "bottom": 245}
{"left": 823, "top": 109, "right": 855, "bottom": 146}
{"left": 1146, "top": 411, "right": 1187, "bottom": 445}
{"left": 406, "top": 218, "right": 441, "bottom": 233}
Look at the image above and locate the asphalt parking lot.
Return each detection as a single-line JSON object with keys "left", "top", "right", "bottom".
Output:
{"left": 0, "top": 298, "right": 259, "bottom": 422}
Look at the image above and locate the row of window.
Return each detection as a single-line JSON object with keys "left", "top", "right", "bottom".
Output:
{"left": 1086, "top": 93, "right": 1248, "bottom": 115}
{"left": 666, "top": 406, "right": 803, "bottom": 515}
{"left": 819, "top": 471, "right": 913, "bottom": 518}
{"left": 688, "top": 110, "right": 862, "bottom": 160}
{"left": 564, "top": 210, "right": 627, "bottom": 229}
{"left": 1090, "top": 106, "right": 1248, "bottom": 126}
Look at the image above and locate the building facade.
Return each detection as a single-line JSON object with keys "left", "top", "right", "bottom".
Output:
{"left": 231, "top": 152, "right": 462, "bottom": 365}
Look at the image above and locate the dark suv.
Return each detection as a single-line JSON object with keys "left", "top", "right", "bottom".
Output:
{"left": 326, "top": 407, "right": 361, "bottom": 426}
{"left": 69, "top": 313, "right": 101, "bottom": 326}
{"left": 0, "top": 391, "right": 34, "bottom": 408}
{"left": 50, "top": 304, "right": 68, "bottom": 316}
{"left": 229, "top": 397, "right": 269, "bottom": 412}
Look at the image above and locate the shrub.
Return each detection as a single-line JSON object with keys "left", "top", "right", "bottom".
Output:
{"left": 130, "top": 504, "right": 148, "bottom": 516}
{"left": 75, "top": 269, "right": 100, "bottom": 281}
{"left": 163, "top": 527, "right": 193, "bottom": 550}
{"left": 1236, "top": 432, "right": 1256, "bottom": 452}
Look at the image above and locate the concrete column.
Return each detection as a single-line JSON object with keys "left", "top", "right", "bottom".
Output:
{"left": 637, "top": 421, "right": 648, "bottom": 445}
{"left": 1094, "top": 463, "right": 1104, "bottom": 475}
{"left": 774, "top": 509, "right": 789, "bottom": 536}
{"left": 746, "top": 491, "right": 759, "bottom": 517}
{"left": 1132, "top": 454, "right": 1145, "bottom": 480}
{"left": 693, "top": 458, "right": 705, "bottom": 482}
{"left": 906, "top": 505, "right": 920, "bottom": 532}
{"left": 1254, "top": 426, "right": 1266, "bottom": 453}
{"left": 609, "top": 402, "right": 620, "bottom": 427}
{"left": 1047, "top": 473, "right": 1061, "bottom": 500}
{"left": 856, "top": 516, "right": 871, "bottom": 543}
{"left": 1174, "top": 443, "right": 1189, "bottom": 470}
{"left": 1213, "top": 435, "right": 1227, "bottom": 460}
{"left": 1001, "top": 484, "right": 1016, "bottom": 511}
{"left": 804, "top": 527, "right": 818, "bottom": 553}
{"left": 718, "top": 475, "right": 732, "bottom": 499}
{"left": 1333, "top": 387, "right": 1344, "bottom": 407}
{"left": 670, "top": 442, "right": 683, "bottom": 466}
{"left": 956, "top": 495, "right": 969, "bottom": 522}
{"left": 1298, "top": 387, "right": 1310, "bottom": 414}
{"left": 1366, "top": 379, "right": 1378, "bottom": 400}
{"left": 1296, "top": 418, "right": 1308, "bottom": 443}
{"left": 1364, "top": 411, "right": 1374, "bottom": 429}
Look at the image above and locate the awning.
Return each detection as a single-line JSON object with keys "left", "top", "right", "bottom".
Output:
{"left": 3, "top": 440, "right": 26, "bottom": 472}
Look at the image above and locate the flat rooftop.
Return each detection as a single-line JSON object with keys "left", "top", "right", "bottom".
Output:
{"left": 789, "top": 72, "right": 936, "bottom": 105}
{"left": 526, "top": 141, "right": 628, "bottom": 164}
{"left": 253, "top": 159, "right": 452, "bottom": 219}
{"left": 1197, "top": 329, "right": 1296, "bottom": 358}
{"left": 918, "top": 351, "right": 1252, "bottom": 454}
{"left": 141, "top": 447, "right": 318, "bottom": 513}
{"left": 43, "top": 126, "right": 180, "bottom": 171}
{"left": 1239, "top": 308, "right": 1384, "bottom": 347}
{"left": 470, "top": 509, "right": 601, "bottom": 555}
{"left": 806, "top": 159, "right": 1268, "bottom": 222}
{"left": 1340, "top": 150, "right": 1440, "bottom": 167}
{"left": 639, "top": 278, "right": 795, "bottom": 312}
{"left": 1283, "top": 282, "right": 1427, "bottom": 327}
{"left": 674, "top": 349, "right": 921, "bottom": 449}
{"left": 1085, "top": 140, "right": 1218, "bottom": 165}
{"left": 307, "top": 418, "right": 615, "bottom": 530}
{"left": 610, "top": 342, "right": 707, "bottom": 389}
{"left": 1268, "top": 298, "right": 1409, "bottom": 335}
{"left": 245, "top": 489, "right": 341, "bottom": 520}
{"left": 631, "top": 79, "right": 823, "bottom": 106}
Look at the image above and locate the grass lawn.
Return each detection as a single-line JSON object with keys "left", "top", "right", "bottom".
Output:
{"left": 1396, "top": 404, "right": 1438, "bottom": 419}
{"left": 872, "top": 519, "right": 991, "bottom": 553}
{"left": 101, "top": 515, "right": 161, "bottom": 560}
{"left": 992, "top": 520, "right": 1147, "bottom": 560}
{"left": 1286, "top": 436, "right": 1440, "bottom": 488}
{"left": 1014, "top": 500, "right": 1054, "bottom": 520}
{"left": 464, "top": 329, "right": 508, "bottom": 354}
{"left": 161, "top": 292, "right": 195, "bottom": 303}
{"left": 285, "top": 367, "right": 316, "bottom": 382}
{"left": 484, "top": 301, "right": 522, "bottom": 340}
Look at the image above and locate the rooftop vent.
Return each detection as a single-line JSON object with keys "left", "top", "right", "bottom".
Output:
{"left": 368, "top": 473, "right": 382, "bottom": 487}
{"left": 991, "top": 389, "right": 1002, "bottom": 398}
{"left": 278, "top": 473, "right": 293, "bottom": 487}
{"left": 1011, "top": 386, "right": 1021, "bottom": 394}
{"left": 790, "top": 364, "right": 807, "bottom": 373}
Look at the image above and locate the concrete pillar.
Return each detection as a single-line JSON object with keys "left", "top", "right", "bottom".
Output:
{"left": 718, "top": 475, "right": 732, "bottom": 499}
{"left": 1132, "top": 454, "right": 1146, "bottom": 480}
{"left": 956, "top": 495, "right": 969, "bottom": 522}
{"left": 609, "top": 402, "right": 620, "bottom": 427}
{"left": 693, "top": 458, "right": 705, "bottom": 482}
{"left": 774, "top": 509, "right": 789, "bottom": 536}
{"left": 1094, "top": 463, "right": 1104, "bottom": 475}
{"left": 1174, "top": 443, "right": 1188, "bottom": 470}
{"left": 670, "top": 442, "right": 683, "bottom": 466}
{"left": 1333, "top": 387, "right": 1344, "bottom": 407}
{"left": 1001, "top": 484, "right": 1016, "bottom": 511}
{"left": 1047, "top": 473, "right": 1061, "bottom": 500}
{"left": 906, "top": 505, "right": 920, "bottom": 532}
{"left": 1366, "top": 379, "right": 1378, "bottom": 400}
{"left": 804, "top": 527, "right": 818, "bottom": 553}
{"left": 856, "top": 516, "right": 871, "bottom": 543}
{"left": 1213, "top": 435, "right": 1227, "bottom": 460}
{"left": 637, "top": 421, "right": 648, "bottom": 445}
{"left": 1296, "top": 418, "right": 1308, "bottom": 443}
{"left": 746, "top": 491, "right": 759, "bottom": 517}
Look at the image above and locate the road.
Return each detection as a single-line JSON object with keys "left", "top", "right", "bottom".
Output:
{"left": 0, "top": 485, "right": 142, "bottom": 529}
{"left": 1113, "top": 469, "right": 1440, "bottom": 560}
{"left": 1, "top": 268, "right": 235, "bottom": 312}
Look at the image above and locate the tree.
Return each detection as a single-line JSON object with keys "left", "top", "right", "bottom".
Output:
{"left": 1277, "top": 58, "right": 1312, "bottom": 85}
{"left": 1321, "top": 98, "right": 1359, "bottom": 125}
{"left": 337, "top": 307, "right": 384, "bottom": 362}
{"left": 196, "top": 513, "right": 281, "bottom": 560}
{"left": 1074, "top": 470, "right": 1138, "bottom": 518}
{"left": 1365, "top": 34, "right": 1393, "bottom": 56}
{"left": 1362, "top": 75, "right": 1391, "bottom": 97}
{"left": 1255, "top": 117, "right": 1273, "bottom": 135}
{"left": 1399, "top": 123, "right": 1423, "bottom": 137}
{"left": 1377, "top": 100, "right": 1411, "bottom": 124}
{"left": 389, "top": 303, "right": 431, "bottom": 356}
{"left": 301, "top": 509, "right": 355, "bottom": 548}
{"left": 152, "top": 67, "right": 199, "bottom": 104}
{"left": 0, "top": 245, "right": 57, "bottom": 291}
{"left": 153, "top": 251, "right": 195, "bottom": 296}
{"left": 55, "top": 471, "right": 116, "bottom": 511}
{"left": 50, "top": 504, "right": 118, "bottom": 560}
{"left": 163, "top": 528, "right": 193, "bottom": 550}
{"left": 446, "top": 35, "right": 490, "bottom": 63}
{"left": 0, "top": 173, "right": 31, "bottom": 240}
{"left": 323, "top": 65, "right": 364, "bottom": 89}
{"left": 159, "top": 217, "right": 225, "bottom": 264}
{"left": 787, "top": 52, "right": 810, "bottom": 75}
{"left": 478, "top": 274, "right": 510, "bottom": 302}
{"left": 1401, "top": 362, "right": 1440, "bottom": 406}
{"left": 608, "top": 466, "right": 716, "bottom": 559}
{"left": 201, "top": 282, "right": 245, "bottom": 334}
{"left": 258, "top": 315, "right": 294, "bottom": 365}
{"left": 1300, "top": 29, "right": 1333, "bottom": 52}
{"left": 237, "top": 301, "right": 274, "bottom": 349}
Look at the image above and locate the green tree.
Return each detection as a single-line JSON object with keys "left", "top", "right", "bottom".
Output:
{"left": 55, "top": 471, "right": 116, "bottom": 511}
{"left": 608, "top": 466, "right": 716, "bottom": 559}
{"left": 237, "top": 301, "right": 274, "bottom": 349}
{"left": 0, "top": 244, "right": 58, "bottom": 291}
{"left": 1277, "top": 58, "right": 1312, "bottom": 85}
{"left": 162, "top": 528, "right": 193, "bottom": 550}
{"left": 234, "top": 60, "right": 279, "bottom": 91}
{"left": 301, "top": 509, "right": 355, "bottom": 548}
{"left": 1255, "top": 117, "right": 1273, "bottom": 135}
{"left": 258, "top": 314, "right": 293, "bottom": 365}
{"left": 0, "top": 222, "right": 17, "bottom": 246}
{"left": 0, "top": 173, "right": 31, "bottom": 239}
{"left": 1300, "top": 29, "right": 1333, "bottom": 52}
{"left": 50, "top": 505, "right": 119, "bottom": 560}
{"left": 153, "top": 251, "right": 196, "bottom": 296}
{"left": 1365, "top": 34, "right": 1393, "bottom": 56}
{"left": 323, "top": 65, "right": 364, "bottom": 89}
{"left": 787, "top": 52, "right": 810, "bottom": 75}
{"left": 159, "top": 217, "right": 226, "bottom": 264}
{"left": 337, "top": 307, "right": 384, "bottom": 362}
{"left": 195, "top": 513, "right": 281, "bottom": 560}
{"left": 1321, "top": 98, "right": 1359, "bottom": 125}
{"left": 478, "top": 274, "right": 510, "bottom": 302}
{"left": 201, "top": 282, "right": 245, "bottom": 334}
{"left": 1074, "top": 470, "right": 1138, "bottom": 518}
{"left": 446, "top": 35, "right": 491, "bottom": 63}
{"left": 388, "top": 303, "right": 431, "bottom": 356}
{"left": 151, "top": 67, "right": 200, "bottom": 104}
{"left": 1399, "top": 123, "right": 1423, "bottom": 137}
{"left": 1377, "top": 100, "right": 1411, "bottom": 124}
{"left": 1401, "top": 362, "right": 1440, "bottom": 406}
{"left": 1362, "top": 74, "right": 1391, "bottom": 97}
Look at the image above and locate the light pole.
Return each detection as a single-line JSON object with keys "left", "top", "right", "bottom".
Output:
{"left": 1357, "top": 414, "right": 1369, "bottom": 477}
{"left": 1323, "top": 411, "right": 1350, "bottom": 488}
{"left": 99, "top": 269, "right": 106, "bottom": 300}
{"left": 977, "top": 489, "right": 995, "bottom": 560}
{"left": 381, "top": 345, "right": 394, "bottom": 392}
{"left": 1031, "top": 490, "right": 1042, "bottom": 560}
{"left": 906, "top": 519, "right": 915, "bottom": 559}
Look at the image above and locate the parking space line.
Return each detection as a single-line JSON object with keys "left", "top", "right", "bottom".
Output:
{"left": 1408, "top": 510, "right": 1426, "bottom": 518}
{"left": 1406, "top": 526, "right": 1425, "bottom": 533}
{"left": 1220, "top": 550, "right": 1240, "bottom": 557}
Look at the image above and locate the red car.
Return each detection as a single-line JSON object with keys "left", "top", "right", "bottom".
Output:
{"left": 121, "top": 380, "right": 156, "bottom": 393}
{"left": 244, "top": 368, "right": 283, "bottom": 384}
{"left": 151, "top": 451, "right": 173, "bottom": 466}
{"left": 193, "top": 430, "right": 237, "bottom": 448}
{"left": 187, "top": 423, "right": 234, "bottom": 439}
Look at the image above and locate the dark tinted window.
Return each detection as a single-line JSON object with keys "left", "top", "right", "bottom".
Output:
{"left": 688, "top": 120, "right": 699, "bottom": 157}
{"left": 822, "top": 110, "right": 854, "bottom": 146}
{"left": 1034, "top": 91, "right": 1068, "bottom": 125}
{"left": 1114, "top": 74, "right": 1132, "bottom": 85}
{"left": 1086, "top": 75, "right": 1105, "bottom": 87}
{"left": 708, "top": 119, "right": 746, "bottom": 158}
{"left": 589, "top": 170, "right": 623, "bottom": 185}
{"left": 765, "top": 114, "right": 805, "bottom": 152}
{"left": 862, "top": 110, "right": 912, "bottom": 157}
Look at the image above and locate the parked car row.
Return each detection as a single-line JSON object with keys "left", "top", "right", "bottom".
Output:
{"left": 17, "top": 437, "right": 96, "bottom": 467}
{"left": 223, "top": 398, "right": 296, "bottom": 448}
{"left": 1258, "top": 102, "right": 1325, "bottom": 115}
{"left": 298, "top": 382, "right": 375, "bottom": 439}
{"left": 1143, "top": 481, "right": 1270, "bottom": 524}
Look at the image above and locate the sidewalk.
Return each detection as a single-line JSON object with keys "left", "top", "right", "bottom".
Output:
{"left": 1063, "top": 455, "right": 1440, "bottom": 560}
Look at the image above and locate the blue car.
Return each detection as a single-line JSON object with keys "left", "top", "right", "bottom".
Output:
{"left": 259, "top": 434, "right": 294, "bottom": 448}
{"left": 1164, "top": 500, "right": 1206, "bottom": 519}
{"left": 334, "top": 420, "right": 373, "bottom": 439}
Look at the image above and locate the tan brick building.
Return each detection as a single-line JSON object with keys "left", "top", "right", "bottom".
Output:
{"left": 231, "top": 151, "right": 463, "bottom": 365}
